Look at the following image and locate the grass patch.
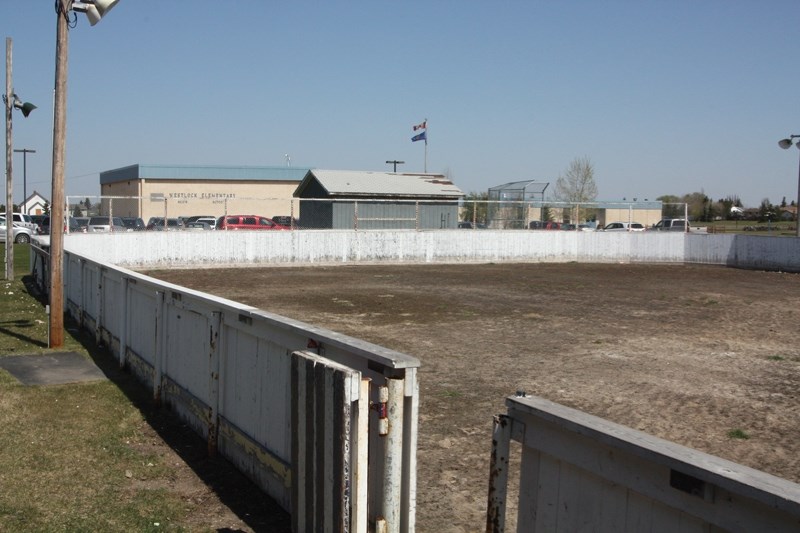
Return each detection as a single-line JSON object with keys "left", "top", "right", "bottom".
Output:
{"left": 0, "top": 245, "right": 84, "bottom": 356}
{"left": 0, "top": 244, "right": 219, "bottom": 531}
{"left": 766, "top": 355, "right": 785, "bottom": 361}
{"left": 727, "top": 428, "right": 751, "bottom": 440}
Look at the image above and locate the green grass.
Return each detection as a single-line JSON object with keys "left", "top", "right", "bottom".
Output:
{"left": 0, "top": 244, "right": 84, "bottom": 355}
{"left": 706, "top": 220, "right": 797, "bottom": 236}
{"left": 0, "top": 243, "right": 210, "bottom": 531}
{"left": 727, "top": 428, "right": 751, "bottom": 440}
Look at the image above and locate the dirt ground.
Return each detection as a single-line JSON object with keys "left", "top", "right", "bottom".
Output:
{"left": 146, "top": 262, "right": 800, "bottom": 532}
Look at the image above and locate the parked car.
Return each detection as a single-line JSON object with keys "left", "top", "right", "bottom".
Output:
{"left": 194, "top": 217, "right": 218, "bottom": 229}
{"left": 0, "top": 212, "right": 38, "bottom": 233}
{"left": 652, "top": 218, "right": 688, "bottom": 232}
{"left": 146, "top": 217, "right": 185, "bottom": 231}
{"left": 184, "top": 221, "right": 212, "bottom": 231}
{"left": 74, "top": 217, "right": 90, "bottom": 232}
{"left": 0, "top": 217, "right": 33, "bottom": 243}
{"left": 87, "top": 216, "right": 126, "bottom": 233}
{"left": 529, "top": 221, "right": 561, "bottom": 230}
{"left": 37, "top": 216, "right": 83, "bottom": 234}
{"left": 30, "top": 214, "right": 47, "bottom": 231}
{"left": 183, "top": 215, "right": 214, "bottom": 225}
{"left": 458, "top": 221, "right": 487, "bottom": 229}
{"left": 271, "top": 215, "right": 299, "bottom": 228}
{"left": 216, "top": 215, "right": 288, "bottom": 230}
{"left": 602, "top": 222, "right": 646, "bottom": 232}
{"left": 560, "top": 223, "right": 595, "bottom": 231}
{"left": 120, "top": 217, "right": 145, "bottom": 231}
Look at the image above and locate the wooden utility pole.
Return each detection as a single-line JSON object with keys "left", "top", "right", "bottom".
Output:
{"left": 49, "top": 2, "right": 69, "bottom": 347}
{"left": 5, "top": 37, "right": 14, "bottom": 281}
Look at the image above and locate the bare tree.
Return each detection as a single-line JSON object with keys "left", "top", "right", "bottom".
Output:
{"left": 555, "top": 156, "right": 598, "bottom": 223}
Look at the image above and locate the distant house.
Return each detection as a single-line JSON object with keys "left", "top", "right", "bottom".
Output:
{"left": 780, "top": 205, "right": 797, "bottom": 221}
{"left": 22, "top": 191, "right": 48, "bottom": 215}
{"left": 293, "top": 170, "right": 464, "bottom": 229}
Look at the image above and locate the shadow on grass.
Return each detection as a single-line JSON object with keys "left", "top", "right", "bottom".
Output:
{"left": 0, "top": 319, "right": 48, "bottom": 349}
{"left": 21, "top": 277, "right": 291, "bottom": 532}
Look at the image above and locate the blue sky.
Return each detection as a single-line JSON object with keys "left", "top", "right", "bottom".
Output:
{"left": 3, "top": 1, "right": 800, "bottom": 208}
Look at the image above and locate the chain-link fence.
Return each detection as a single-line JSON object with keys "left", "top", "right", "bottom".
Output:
{"left": 65, "top": 195, "right": 690, "bottom": 231}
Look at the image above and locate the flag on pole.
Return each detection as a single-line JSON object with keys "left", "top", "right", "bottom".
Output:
{"left": 413, "top": 120, "right": 427, "bottom": 131}
{"left": 411, "top": 130, "right": 427, "bottom": 143}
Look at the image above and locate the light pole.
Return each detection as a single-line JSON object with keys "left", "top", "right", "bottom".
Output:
{"left": 49, "top": 0, "right": 120, "bottom": 347}
{"left": 14, "top": 148, "right": 35, "bottom": 214}
{"left": 778, "top": 135, "right": 800, "bottom": 238}
{"left": 4, "top": 37, "right": 37, "bottom": 281}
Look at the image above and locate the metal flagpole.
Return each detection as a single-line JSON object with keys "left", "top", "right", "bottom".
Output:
{"left": 412, "top": 118, "right": 428, "bottom": 172}
{"left": 422, "top": 118, "right": 428, "bottom": 174}
{"left": 424, "top": 121, "right": 428, "bottom": 173}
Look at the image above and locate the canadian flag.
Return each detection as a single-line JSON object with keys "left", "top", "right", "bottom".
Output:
{"left": 413, "top": 120, "right": 427, "bottom": 131}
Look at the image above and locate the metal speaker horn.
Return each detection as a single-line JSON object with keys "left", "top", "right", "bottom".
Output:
{"left": 83, "top": 0, "right": 121, "bottom": 26}
{"left": 11, "top": 95, "right": 36, "bottom": 117}
{"left": 17, "top": 102, "right": 36, "bottom": 118}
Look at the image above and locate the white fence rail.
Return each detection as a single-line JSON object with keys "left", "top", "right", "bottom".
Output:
{"left": 41, "top": 231, "right": 800, "bottom": 273}
{"left": 488, "top": 394, "right": 800, "bottom": 532}
{"left": 30, "top": 246, "right": 420, "bottom": 532}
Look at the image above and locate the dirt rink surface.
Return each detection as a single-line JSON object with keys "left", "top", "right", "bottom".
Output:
{"left": 147, "top": 262, "right": 800, "bottom": 532}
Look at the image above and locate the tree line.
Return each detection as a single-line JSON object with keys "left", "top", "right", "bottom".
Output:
{"left": 460, "top": 156, "right": 797, "bottom": 224}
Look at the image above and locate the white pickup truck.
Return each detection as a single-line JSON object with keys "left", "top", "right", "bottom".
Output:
{"left": 652, "top": 218, "right": 708, "bottom": 233}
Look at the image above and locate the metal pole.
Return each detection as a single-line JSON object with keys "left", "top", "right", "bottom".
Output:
{"left": 796, "top": 149, "right": 800, "bottom": 238}
{"left": 486, "top": 414, "right": 512, "bottom": 533}
{"left": 685, "top": 202, "right": 689, "bottom": 233}
{"left": 49, "top": 1, "right": 70, "bottom": 347}
{"left": 5, "top": 37, "right": 14, "bottom": 281}
{"left": 14, "top": 148, "right": 35, "bottom": 213}
{"left": 381, "top": 378, "right": 405, "bottom": 533}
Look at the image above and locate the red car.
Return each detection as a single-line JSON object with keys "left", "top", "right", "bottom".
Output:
{"left": 216, "top": 215, "right": 288, "bottom": 230}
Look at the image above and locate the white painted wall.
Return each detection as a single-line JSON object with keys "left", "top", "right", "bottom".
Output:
{"left": 491, "top": 394, "right": 800, "bottom": 532}
{"left": 48, "top": 230, "right": 800, "bottom": 272}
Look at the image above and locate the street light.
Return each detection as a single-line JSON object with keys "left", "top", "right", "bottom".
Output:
{"left": 777, "top": 134, "right": 800, "bottom": 238}
{"left": 49, "top": 0, "right": 121, "bottom": 347}
{"left": 5, "top": 37, "right": 37, "bottom": 281}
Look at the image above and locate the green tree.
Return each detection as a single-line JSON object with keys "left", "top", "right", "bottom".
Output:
{"left": 461, "top": 192, "right": 488, "bottom": 225}
{"left": 657, "top": 195, "right": 682, "bottom": 218}
{"left": 758, "top": 198, "right": 775, "bottom": 222}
